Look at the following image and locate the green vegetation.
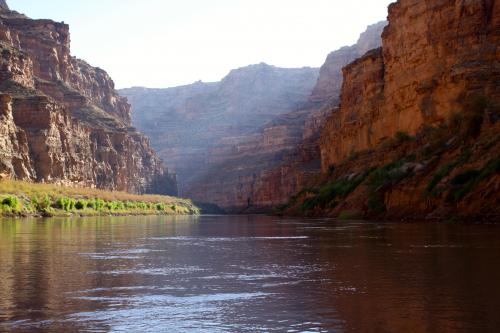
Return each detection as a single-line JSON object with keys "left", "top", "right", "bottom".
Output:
{"left": 1, "top": 196, "right": 21, "bottom": 214}
{"left": 0, "top": 180, "right": 199, "bottom": 217}
{"left": 425, "top": 149, "right": 472, "bottom": 196}
{"left": 299, "top": 170, "right": 371, "bottom": 212}
{"left": 368, "top": 155, "right": 415, "bottom": 192}
{"left": 367, "top": 155, "right": 416, "bottom": 214}
{"left": 447, "top": 157, "right": 500, "bottom": 202}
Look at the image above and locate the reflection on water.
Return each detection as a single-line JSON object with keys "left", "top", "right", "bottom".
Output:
{"left": 0, "top": 216, "right": 499, "bottom": 332}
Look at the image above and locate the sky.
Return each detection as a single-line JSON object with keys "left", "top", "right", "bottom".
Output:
{"left": 9, "top": 0, "right": 393, "bottom": 89}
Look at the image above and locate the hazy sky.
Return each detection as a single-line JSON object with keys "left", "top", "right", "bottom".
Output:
{"left": 9, "top": 0, "right": 393, "bottom": 88}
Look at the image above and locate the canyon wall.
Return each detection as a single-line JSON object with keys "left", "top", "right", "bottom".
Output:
{"left": 120, "top": 64, "right": 319, "bottom": 191}
{"left": 280, "top": 0, "right": 499, "bottom": 220}
{"left": 181, "top": 23, "right": 386, "bottom": 211}
{"left": 320, "top": 0, "right": 499, "bottom": 169}
{"left": 0, "top": 3, "right": 176, "bottom": 194}
{"left": 122, "top": 23, "right": 385, "bottom": 211}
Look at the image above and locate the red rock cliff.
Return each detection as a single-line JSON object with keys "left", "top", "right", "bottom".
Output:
{"left": 320, "top": 0, "right": 499, "bottom": 169}
{"left": 280, "top": 0, "right": 500, "bottom": 221}
{"left": 0, "top": 3, "right": 176, "bottom": 194}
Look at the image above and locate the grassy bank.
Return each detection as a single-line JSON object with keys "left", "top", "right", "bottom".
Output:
{"left": 0, "top": 180, "right": 199, "bottom": 217}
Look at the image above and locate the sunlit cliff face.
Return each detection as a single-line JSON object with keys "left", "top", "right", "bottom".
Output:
{"left": 0, "top": 3, "right": 175, "bottom": 194}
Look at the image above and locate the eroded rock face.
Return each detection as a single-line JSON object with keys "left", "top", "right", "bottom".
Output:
{"left": 171, "top": 23, "right": 385, "bottom": 212}
{"left": 0, "top": 94, "right": 32, "bottom": 179}
{"left": 0, "top": 5, "right": 175, "bottom": 194}
{"left": 320, "top": 49, "right": 385, "bottom": 170}
{"left": 121, "top": 64, "right": 319, "bottom": 192}
{"left": 320, "top": 0, "right": 499, "bottom": 169}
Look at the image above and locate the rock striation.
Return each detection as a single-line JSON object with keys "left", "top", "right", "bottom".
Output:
{"left": 183, "top": 23, "right": 385, "bottom": 211}
{"left": 120, "top": 64, "right": 319, "bottom": 195}
{"left": 282, "top": 0, "right": 499, "bottom": 220}
{"left": 320, "top": 0, "right": 499, "bottom": 169}
{"left": 124, "top": 22, "right": 385, "bottom": 212}
{"left": 0, "top": 2, "right": 176, "bottom": 194}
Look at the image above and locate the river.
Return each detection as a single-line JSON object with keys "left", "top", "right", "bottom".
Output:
{"left": 0, "top": 215, "right": 499, "bottom": 332}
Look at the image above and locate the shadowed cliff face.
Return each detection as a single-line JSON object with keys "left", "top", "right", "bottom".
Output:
{"left": 122, "top": 23, "right": 385, "bottom": 211}
{"left": 0, "top": 3, "right": 176, "bottom": 194}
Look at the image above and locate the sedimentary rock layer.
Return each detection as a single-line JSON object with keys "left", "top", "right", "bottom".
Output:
{"left": 123, "top": 22, "right": 385, "bottom": 211}
{"left": 281, "top": 0, "right": 500, "bottom": 220}
{"left": 320, "top": 0, "right": 500, "bottom": 169}
{"left": 121, "top": 64, "right": 319, "bottom": 190}
{"left": 180, "top": 23, "right": 386, "bottom": 211}
{"left": 0, "top": 3, "right": 175, "bottom": 194}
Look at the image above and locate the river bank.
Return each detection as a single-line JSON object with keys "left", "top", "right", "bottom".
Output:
{"left": 0, "top": 180, "right": 199, "bottom": 218}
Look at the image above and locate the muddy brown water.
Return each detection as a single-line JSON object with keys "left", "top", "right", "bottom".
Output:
{"left": 1, "top": 215, "right": 499, "bottom": 332}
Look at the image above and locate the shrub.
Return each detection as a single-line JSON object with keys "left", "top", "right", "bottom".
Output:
{"left": 366, "top": 156, "right": 416, "bottom": 214}
{"left": 156, "top": 203, "right": 166, "bottom": 211}
{"left": 114, "top": 201, "right": 125, "bottom": 210}
{"left": 88, "top": 198, "right": 105, "bottom": 210}
{"left": 299, "top": 171, "right": 371, "bottom": 212}
{"left": 137, "top": 202, "right": 148, "bottom": 209}
{"left": 75, "top": 199, "right": 88, "bottom": 210}
{"left": 368, "top": 158, "right": 414, "bottom": 192}
{"left": 2, "top": 196, "right": 20, "bottom": 211}
{"left": 125, "top": 201, "right": 137, "bottom": 209}
{"left": 31, "top": 195, "right": 52, "bottom": 212}
{"left": 447, "top": 157, "right": 500, "bottom": 202}
{"left": 55, "top": 197, "right": 76, "bottom": 211}
{"left": 450, "top": 170, "right": 481, "bottom": 186}
{"left": 425, "top": 149, "right": 471, "bottom": 195}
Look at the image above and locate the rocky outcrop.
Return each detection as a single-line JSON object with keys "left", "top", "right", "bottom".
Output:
{"left": 320, "top": 0, "right": 499, "bottom": 169}
{"left": 283, "top": 0, "right": 499, "bottom": 220}
{"left": 0, "top": 2, "right": 176, "bottom": 194}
